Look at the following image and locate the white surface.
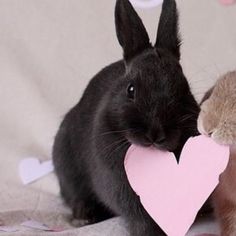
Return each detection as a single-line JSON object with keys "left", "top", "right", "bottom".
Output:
{"left": 130, "top": 0, "right": 163, "bottom": 9}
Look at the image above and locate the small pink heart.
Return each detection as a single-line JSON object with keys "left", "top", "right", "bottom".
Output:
{"left": 125, "top": 135, "right": 229, "bottom": 236}
{"left": 196, "top": 234, "right": 218, "bottom": 236}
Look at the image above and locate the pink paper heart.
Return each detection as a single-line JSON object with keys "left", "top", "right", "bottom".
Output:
{"left": 124, "top": 135, "right": 229, "bottom": 236}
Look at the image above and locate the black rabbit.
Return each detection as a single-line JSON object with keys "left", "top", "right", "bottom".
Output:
{"left": 53, "top": 0, "right": 200, "bottom": 235}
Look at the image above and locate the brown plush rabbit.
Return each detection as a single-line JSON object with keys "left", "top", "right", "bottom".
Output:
{"left": 198, "top": 71, "right": 236, "bottom": 236}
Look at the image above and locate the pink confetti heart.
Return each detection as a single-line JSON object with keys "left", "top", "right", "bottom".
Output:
{"left": 219, "top": 0, "right": 235, "bottom": 5}
{"left": 125, "top": 135, "right": 229, "bottom": 236}
{"left": 21, "top": 220, "right": 64, "bottom": 232}
{"left": 0, "top": 226, "right": 18, "bottom": 232}
{"left": 195, "top": 234, "right": 219, "bottom": 236}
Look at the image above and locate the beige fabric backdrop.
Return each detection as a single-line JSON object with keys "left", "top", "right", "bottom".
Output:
{"left": 0, "top": 0, "right": 236, "bottom": 235}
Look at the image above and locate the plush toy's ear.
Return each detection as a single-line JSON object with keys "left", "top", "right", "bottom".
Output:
{"left": 155, "top": 0, "right": 181, "bottom": 60}
{"left": 115, "top": 0, "right": 151, "bottom": 61}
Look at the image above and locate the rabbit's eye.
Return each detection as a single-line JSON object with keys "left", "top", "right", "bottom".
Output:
{"left": 127, "top": 84, "right": 135, "bottom": 100}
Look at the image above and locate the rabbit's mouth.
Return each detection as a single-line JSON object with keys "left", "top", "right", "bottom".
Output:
{"left": 126, "top": 129, "right": 181, "bottom": 153}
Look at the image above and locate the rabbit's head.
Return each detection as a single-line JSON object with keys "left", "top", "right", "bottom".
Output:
{"left": 198, "top": 71, "right": 236, "bottom": 145}
{"left": 106, "top": 0, "right": 199, "bottom": 154}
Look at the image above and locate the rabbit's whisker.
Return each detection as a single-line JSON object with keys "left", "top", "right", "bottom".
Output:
{"left": 95, "top": 138, "right": 128, "bottom": 160}
{"left": 104, "top": 140, "right": 130, "bottom": 161}
{"left": 177, "top": 114, "right": 197, "bottom": 124}
{"left": 90, "top": 129, "right": 134, "bottom": 141}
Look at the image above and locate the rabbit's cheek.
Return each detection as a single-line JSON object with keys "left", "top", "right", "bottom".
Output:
{"left": 221, "top": 122, "right": 236, "bottom": 144}
{"left": 211, "top": 127, "right": 234, "bottom": 146}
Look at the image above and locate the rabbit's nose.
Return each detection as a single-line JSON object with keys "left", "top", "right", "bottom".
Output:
{"left": 155, "top": 135, "right": 166, "bottom": 144}
{"left": 205, "top": 128, "right": 215, "bottom": 137}
{"left": 201, "top": 129, "right": 216, "bottom": 138}
{"left": 208, "top": 131, "right": 214, "bottom": 137}
{"left": 146, "top": 130, "right": 166, "bottom": 144}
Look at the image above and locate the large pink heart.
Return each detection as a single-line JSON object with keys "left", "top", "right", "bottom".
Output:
{"left": 124, "top": 135, "right": 229, "bottom": 236}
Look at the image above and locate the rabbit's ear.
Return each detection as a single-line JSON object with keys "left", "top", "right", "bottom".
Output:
{"left": 115, "top": 0, "right": 151, "bottom": 61}
{"left": 200, "top": 86, "right": 215, "bottom": 105}
{"left": 155, "top": 0, "right": 181, "bottom": 60}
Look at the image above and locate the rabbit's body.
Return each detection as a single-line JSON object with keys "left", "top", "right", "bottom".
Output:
{"left": 198, "top": 71, "right": 236, "bottom": 236}
{"left": 53, "top": 60, "right": 165, "bottom": 235}
{"left": 53, "top": 61, "right": 124, "bottom": 216}
{"left": 53, "top": 0, "right": 200, "bottom": 235}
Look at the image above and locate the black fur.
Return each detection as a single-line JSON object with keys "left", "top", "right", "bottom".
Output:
{"left": 53, "top": 0, "right": 200, "bottom": 235}
{"left": 155, "top": 0, "right": 181, "bottom": 60}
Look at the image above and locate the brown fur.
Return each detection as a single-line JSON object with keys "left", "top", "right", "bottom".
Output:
{"left": 198, "top": 71, "right": 236, "bottom": 236}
